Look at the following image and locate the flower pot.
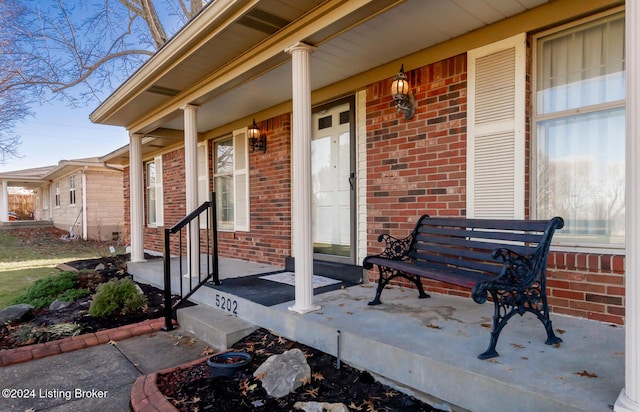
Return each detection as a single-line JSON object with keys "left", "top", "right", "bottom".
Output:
{"left": 206, "top": 352, "right": 252, "bottom": 379}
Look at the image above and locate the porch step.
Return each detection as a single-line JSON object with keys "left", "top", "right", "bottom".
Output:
{"left": 176, "top": 305, "right": 257, "bottom": 350}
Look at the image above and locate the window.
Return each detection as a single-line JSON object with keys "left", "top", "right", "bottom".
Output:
{"left": 69, "top": 175, "right": 76, "bottom": 206}
{"left": 214, "top": 138, "right": 234, "bottom": 230}
{"left": 534, "top": 12, "right": 625, "bottom": 247}
{"left": 213, "top": 129, "right": 249, "bottom": 231}
{"left": 146, "top": 156, "right": 164, "bottom": 227}
{"left": 55, "top": 182, "right": 60, "bottom": 207}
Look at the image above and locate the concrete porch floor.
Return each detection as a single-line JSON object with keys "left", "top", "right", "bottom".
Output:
{"left": 128, "top": 257, "right": 624, "bottom": 412}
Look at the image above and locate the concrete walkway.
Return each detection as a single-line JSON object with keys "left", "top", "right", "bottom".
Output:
{"left": 0, "top": 321, "right": 210, "bottom": 412}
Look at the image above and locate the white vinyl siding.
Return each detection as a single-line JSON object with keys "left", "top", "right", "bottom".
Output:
{"left": 467, "top": 33, "right": 526, "bottom": 219}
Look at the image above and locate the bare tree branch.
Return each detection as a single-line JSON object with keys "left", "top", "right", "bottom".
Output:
{"left": 0, "top": 0, "right": 211, "bottom": 163}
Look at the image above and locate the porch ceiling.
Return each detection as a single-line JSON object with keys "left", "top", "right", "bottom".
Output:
{"left": 92, "top": 0, "right": 552, "bottom": 160}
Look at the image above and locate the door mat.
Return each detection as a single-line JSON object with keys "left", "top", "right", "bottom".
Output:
{"left": 258, "top": 271, "right": 341, "bottom": 288}
{"left": 206, "top": 271, "right": 353, "bottom": 307}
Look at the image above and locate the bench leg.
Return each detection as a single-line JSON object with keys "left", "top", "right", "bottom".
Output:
{"left": 478, "top": 289, "right": 563, "bottom": 360}
{"left": 368, "top": 267, "right": 430, "bottom": 306}
{"left": 478, "top": 290, "right": 515, "bottom": 360}
{"left": 533, "top": 297, "right": 563, "bottom": 347}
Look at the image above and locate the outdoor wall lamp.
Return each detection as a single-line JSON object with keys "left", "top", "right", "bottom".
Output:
{"left": 248, "top": 118, "right": 267, "bottom": 153}
{"left": 390, "top": 64, "right": 415, "bottom": 120}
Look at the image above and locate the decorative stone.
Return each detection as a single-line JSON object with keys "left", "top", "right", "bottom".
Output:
{"left": 94, "top": 263, "right": 106, "bottom": 271}
{"left": 253, "top": 348, "right": 311, "bottom": 398}
{"left": 49, "top": 299, "right": 72, "bottom": 311}
{"left": 294, "top": 401, "right": 350, "bottom": 412}
{"left": 0, "top": 303, "right": 34, "bottom": 323}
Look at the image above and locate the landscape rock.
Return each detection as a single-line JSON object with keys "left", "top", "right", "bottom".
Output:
{"left": 253, "top": 348, "right": 311, "bottom": 398}
{"left": 0, "top": 304, "right": 34, "bottom": 323}
{"left": 94, "top": 263, "right": 106, "bottom": 271}
{"left": 294, "top": 401, "right": 349, "bottom": 412}
{"left": 49, "top": 299, "right": 72, "bottom": 311}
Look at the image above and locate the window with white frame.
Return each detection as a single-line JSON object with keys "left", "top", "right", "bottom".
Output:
{"left": 69, "top": 175, "right": 76, "bottom": 206}
{"left": 534, "top": 11, "right": 625, "bottom": 247}
{"left": 213, "top": 129, "right": 249, "bottom": 232}
{"left": 214, "top": 137, "right": 234, "bottom": 230}
{"left": 55, "top": 182, "right": 61, "bottom": 207}
{"left": 146, "top": 156, "right": 164, "bottom": 227}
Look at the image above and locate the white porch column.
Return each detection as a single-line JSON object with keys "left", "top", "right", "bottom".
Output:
{"left": 81, "top": 170, "right": 87, "bottom": 240}
{"left": 286, "top": 41, "right": 320, "bottom": 314}
{"left": 129, "top": 133, "right": 146, "bottom": 263}
{"left": 0, "top": 180, "right": 8, "bottom": 222}
{"left": 182, "top": 104, "right": 200, "bottom": 276}
{"left": 616, "top": 1, "right": 640, "bottom": 411}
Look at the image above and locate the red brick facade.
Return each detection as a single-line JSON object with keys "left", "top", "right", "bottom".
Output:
{"left": 216, "top": 115, "right": 292, "bottom": 265}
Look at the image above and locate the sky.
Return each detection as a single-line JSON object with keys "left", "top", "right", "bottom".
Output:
{"left": 0, "top": 102, "right": 130, "bottom": 173}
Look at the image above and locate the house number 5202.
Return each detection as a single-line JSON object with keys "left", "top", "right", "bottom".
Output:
{"left": 215, "top": 294, "right": 238, "bottom": 316}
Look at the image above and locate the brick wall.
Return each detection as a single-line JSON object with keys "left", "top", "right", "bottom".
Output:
{"left": 365, "top": 54, "right": 626, "bottom": 325}
{"left": 217, "top": 115, "right": 292, "bottom": 265}
{"left": 124, "top": 114, "right": 293, "bottom": 266}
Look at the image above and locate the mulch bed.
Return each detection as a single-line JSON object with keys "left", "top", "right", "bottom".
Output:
{"left": 157, "top": 328, "right": 445, "bottom": 412}
{"left": 0, "top": 254, "right": 173, "bottom": 350}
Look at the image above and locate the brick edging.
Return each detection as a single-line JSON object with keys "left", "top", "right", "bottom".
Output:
{"left": 130, "top": 355, "right": 209, "bottom": 412}
{"left": 0, "top": 317, "right": 176, "bottom": 367}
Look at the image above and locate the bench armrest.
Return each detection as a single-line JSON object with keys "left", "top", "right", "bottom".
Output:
{"left": 363, "top": 233, "right": 413, "bottom": 269}
{"left": 471, "top": 247, "right": 536, "bottom": 304}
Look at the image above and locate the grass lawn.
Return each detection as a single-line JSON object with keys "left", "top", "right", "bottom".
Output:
{"left": 0, "top": 227, "right": 126, "bottom": 308}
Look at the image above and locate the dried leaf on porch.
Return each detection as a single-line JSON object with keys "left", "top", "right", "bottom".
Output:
{"left": 510, "top": 343, "right": 525, "bottom": 349}
{"left": 480, "top": 323, "right": 492, "bottom": 329}
{"left": 575, "top": 370, "right": 598, "bottom": 378}
{"left": 201, "top": 346, "right": 216, "bottom": 356}
{"left": 556, "top": 328, "right": 566, "bottom": 334}
{"left": 426, "top": 323, "right": 441, "bottom": 329}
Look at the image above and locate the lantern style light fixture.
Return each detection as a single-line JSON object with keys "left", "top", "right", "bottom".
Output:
{"left": 390, "top": 64, "right": 415, "bottom": 119}
{"left": 247, "top": 118, "right": 267, "bottom": 153}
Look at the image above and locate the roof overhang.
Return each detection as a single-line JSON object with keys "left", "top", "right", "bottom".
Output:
{"left": 92, "top": 0, "right": 622, "bottom": 165}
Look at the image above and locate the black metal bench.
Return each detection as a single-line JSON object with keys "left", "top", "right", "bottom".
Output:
{"left": 363, "top": 215, "right": 564, "bottom": 359}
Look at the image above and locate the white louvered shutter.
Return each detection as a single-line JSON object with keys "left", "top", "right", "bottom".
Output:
{"left": 467, "top": 33, "right": 526, "bottom": 219}
{"left": 197, "top": 142, "right": 209, "bottom": 228}
{"left": 154, "top": 155, "right": 164, "bottom": 226}
{"left": 233, "top": 128, "right": 250, "bottom": 231}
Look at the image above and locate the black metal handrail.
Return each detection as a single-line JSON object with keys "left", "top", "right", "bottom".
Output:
{"left": 162, "top": 192, "right": 220, "bottom": 331}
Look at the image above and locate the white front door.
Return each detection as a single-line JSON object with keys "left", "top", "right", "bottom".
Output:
{"left": 311, "top": 101, "right": 354, "bottom": 262}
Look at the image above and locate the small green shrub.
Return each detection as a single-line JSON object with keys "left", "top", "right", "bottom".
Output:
{"left": 57, "top": 288, "right": 90, "bottom": 302}
{"left": 11, "top": 271, "right": 80, "bottom": 309}
{"left": 89, "top": 278, "right": 147, "bottom": 317}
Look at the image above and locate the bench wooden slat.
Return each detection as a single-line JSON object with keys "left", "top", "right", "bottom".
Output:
{"left": 417, "top": 226, "right": 545, "bottom": 244}
{"left": 423, "top": 217, "right": 552, "bottom": 232}
{"left": 413, "top": 234, "right": 536, "bottom": 257}
{"left": 365, "top": 256, "right": 494, "bottom": 288}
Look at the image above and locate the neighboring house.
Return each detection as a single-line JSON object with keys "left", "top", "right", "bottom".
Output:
{"left": 90, "top": 1, "right": 640, "bottom": 409}
{"left": 0, "top": 158, "right": 124, "bottom": 241}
